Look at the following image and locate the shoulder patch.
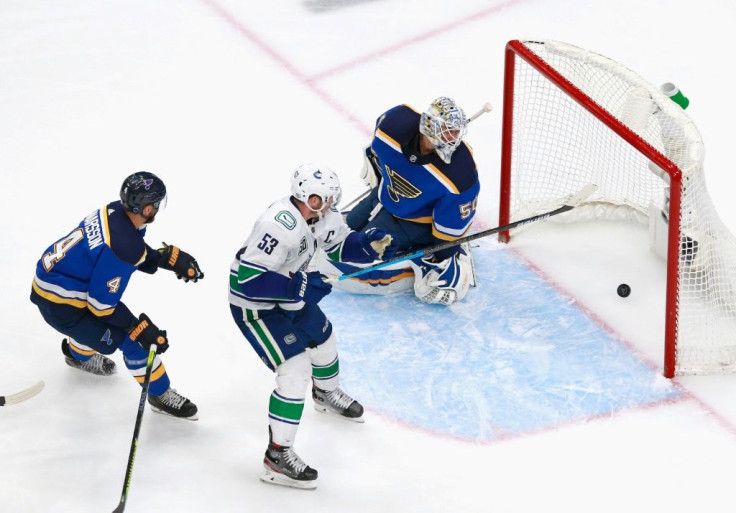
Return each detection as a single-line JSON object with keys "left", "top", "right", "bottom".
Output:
{"left": 275, "top": 210, "right": 297, "bottom": 230}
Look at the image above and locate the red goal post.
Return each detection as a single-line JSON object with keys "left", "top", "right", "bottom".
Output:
{"left": 498, "top": 39, "right": 736, "bottom": 378}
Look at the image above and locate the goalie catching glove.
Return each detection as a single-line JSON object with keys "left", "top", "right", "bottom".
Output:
{"left": 158, "top": 242, "right": 204, "bottom": 282}
{"left": 409, "top": 246, "right": 474, "bottom": 306}
{"left": 128, "top": 313, "right": 169, "bottom": 353}
{"left": 359, "top": 228, "right": 398, "bottom": 261}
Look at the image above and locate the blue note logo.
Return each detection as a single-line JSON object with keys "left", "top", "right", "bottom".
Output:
{"left": 101, "top": 329, "right": 113, "bottom": 346}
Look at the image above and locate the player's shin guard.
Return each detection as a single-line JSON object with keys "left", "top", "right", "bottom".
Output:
{"left": 269, "top": 353, "right": 310, "bottom": 446}
{"left": 308, "top": 333, "right": 340, "bottom": 391}
{"left": 308, "top": 334, "right": 364, "bottom": 422}
{"left": 120, "top": 337, "right": 170, "bottom": 396}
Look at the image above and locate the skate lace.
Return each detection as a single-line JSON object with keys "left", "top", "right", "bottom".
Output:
{"left": 326, "top": 388, "right": 354, "bottom": 410}
{"left": 159, "top": 388, "right": 187, "bottom": 409}
{"left": 283, "top": 447, "right": 307, "bottom": 474}
{"left": 83, "top": 354, "right": 111, "bottom": 374}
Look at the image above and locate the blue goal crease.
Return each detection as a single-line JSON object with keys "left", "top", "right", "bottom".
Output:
{"left": 320, "top": 239, "right": 680, "bottom": 442}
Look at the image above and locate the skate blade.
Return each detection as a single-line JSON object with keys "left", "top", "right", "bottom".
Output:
{"left": 260, "top": 468, "right": 317, "bottom": 490}
{"left": 313, "top": 403, "right": 365, "bottom": 423}
{"left": 149, "top": 405, "right": 199, "bottom": 421}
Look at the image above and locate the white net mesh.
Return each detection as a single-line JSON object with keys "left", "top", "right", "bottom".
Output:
{"left": 506, "top": 40, "right": 736, "bottom": 375}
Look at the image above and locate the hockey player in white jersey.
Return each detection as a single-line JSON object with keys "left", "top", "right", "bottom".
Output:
{"left": 229, "top": 163, "right": 397, "bottom": 489}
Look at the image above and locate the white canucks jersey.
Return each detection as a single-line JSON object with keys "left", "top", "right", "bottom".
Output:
{"left": 229, "top": 196, "right": 351, "bottom": 311}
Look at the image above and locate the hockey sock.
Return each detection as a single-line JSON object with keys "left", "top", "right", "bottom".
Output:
{"left": 67, "top": 339, "right": 98, "bottom": 363}
{"left": 270, "top": 353, "right": 310, "bottom": 446}
{"left": 120, "top": 337, "right": 171, "bottom": 396}
{"left": 308, "top": 334, "right": 339, "bottom": 392}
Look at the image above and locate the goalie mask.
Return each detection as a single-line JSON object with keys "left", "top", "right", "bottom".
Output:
{"left": 290, "top": 163, "right": 342, "bottom": 215}
{"left": 419, "top": 97, "right": 469, "bottom": 164}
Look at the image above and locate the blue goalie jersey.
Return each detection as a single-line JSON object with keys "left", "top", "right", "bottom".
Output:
{"left": 31, "top": 200, "right": 160, "bottom": 330}
{"left": 371, "top": 104, "right": 480, "bottom": 241}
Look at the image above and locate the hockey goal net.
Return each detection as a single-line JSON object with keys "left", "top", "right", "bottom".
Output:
{"left": 498, "top": 39, "right": 736, "bottom": 377}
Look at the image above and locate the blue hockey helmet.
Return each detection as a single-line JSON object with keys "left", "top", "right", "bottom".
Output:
{"left": 120, "top": 171, "right": 167, "bottom": 214}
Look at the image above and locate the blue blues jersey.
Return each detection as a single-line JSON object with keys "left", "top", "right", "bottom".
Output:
{"left": 31, "top": 200, "right": 160, "bottom": 329}
{"left": 371, "top": 104, "right": 480, "bottom": 242}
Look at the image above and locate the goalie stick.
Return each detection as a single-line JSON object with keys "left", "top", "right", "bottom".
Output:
{"left": 0, "top": 381, "right": 45, "bottom": 406}
{"left": 335, "top": 184, "right": 598, "bottom": 281}
{"left": 112, "top": 344, "right": 157, "bottom": 513}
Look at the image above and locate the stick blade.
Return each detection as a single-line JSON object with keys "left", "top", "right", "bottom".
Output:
{"left": 2, "top": 381, "right": 45, "bottom": 406}
{"left": 564, "top": 184, "right": 598, "bottom": 207}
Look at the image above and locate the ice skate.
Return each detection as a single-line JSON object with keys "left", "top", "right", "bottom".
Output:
{"left": 61, "top": 338, "right": 117, "bottom": 376}
{"left": 312, "top": 386, "right": 364, "bottom": 422}
{"left": 261, "top": 440, "right": 318, "bottom": 490}
{"left": 147, "top": 388, "right": 198, "bottom": 420}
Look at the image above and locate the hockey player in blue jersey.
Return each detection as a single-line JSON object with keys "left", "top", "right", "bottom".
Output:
{"left": 229, "top": 163, "right": 397, "bottom": 489}
{"left": 317, "top": 96, "right": 479, "bottom": 305}
{"left": 30, "top": 172, "right": 204, "bottom": 420}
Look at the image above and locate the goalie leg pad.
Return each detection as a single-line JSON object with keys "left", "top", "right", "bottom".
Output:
{"left": 409, "top": 248, "right": 474, "bottom": 306}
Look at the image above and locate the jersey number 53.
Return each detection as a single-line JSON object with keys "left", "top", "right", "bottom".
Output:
{"left": 257, "top": 233, "right": 279, "bottom": 255}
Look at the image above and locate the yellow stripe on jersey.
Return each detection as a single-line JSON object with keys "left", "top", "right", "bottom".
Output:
{"left": 100, "top": 205, "right": 111, "bottom": 246}
{"left": 134, "top": 248, "right": 147, "bottom": 267}
{"left": 88, "top": 303, "right": 115, "bottom": 317}
{"left": 31, "top": 280, "right": 88, "bottom": 308}
{"left": 432, "top": 225, "right": 470, "bottom": 241}
{"left": 397, "top": 215, "right": 433, "bottom": 224}
{"left": 375, "top": 129, "right": 402, "bottom": 153}
{"left": 424, "top": 164, "right": 460, "bottom": 194}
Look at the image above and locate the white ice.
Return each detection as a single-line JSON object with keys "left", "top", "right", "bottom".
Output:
{"left": 2, "top": 1, "right": 736, "bottom": 512}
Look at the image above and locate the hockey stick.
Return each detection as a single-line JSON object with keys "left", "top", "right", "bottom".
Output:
{"left": 342, "top": 188, "right": 371, "bottom": 211}
{"left": 112, "top": 345, "right": 158, "bottom": 513}
{"left": 468, "top": 102, "right": 493, "bottom": 122}
{"left": 335, "top": 184, "right": 598, "bottom": 281}
{"left": 0, "top": 381, "right": 45, "bottom": 406}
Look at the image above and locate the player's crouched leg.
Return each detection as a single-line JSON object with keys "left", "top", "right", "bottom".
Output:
{"left": 119, "top": 337, "right": 198, "bottom": 420}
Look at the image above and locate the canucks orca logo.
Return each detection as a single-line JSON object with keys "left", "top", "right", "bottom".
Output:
{"left": 313, "top": 170, "right": 322, "bottom": 179}
{"left": 142, "top": 178, "right": 154, "bottom": 190}
{"left": 385, "top": 166, "right": 422, "bottom": 203}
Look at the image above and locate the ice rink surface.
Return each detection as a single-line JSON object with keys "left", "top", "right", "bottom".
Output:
{"left": 2, "top": 1, "right": 736, "bottom": 512}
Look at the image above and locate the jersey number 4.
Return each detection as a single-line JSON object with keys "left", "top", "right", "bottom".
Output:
{"left": 42, "top": 229, "right": 84, "bottom": 271}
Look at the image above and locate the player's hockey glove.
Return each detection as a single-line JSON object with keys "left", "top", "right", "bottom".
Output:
{"left": 359, "top": 228, "right": 399, "bottom": 261}
{"left": 286, "top": 271, "right": 332, "bottom": 305}
{"left": 158, "top": 242, "right": 204, "bottom": 283}
{"left": 128, "top": 313, "right": 169, "bottom": 353}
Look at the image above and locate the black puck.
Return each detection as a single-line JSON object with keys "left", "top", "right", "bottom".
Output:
{"left": 617, "top": 283, "right": 631, "bottom": 298}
